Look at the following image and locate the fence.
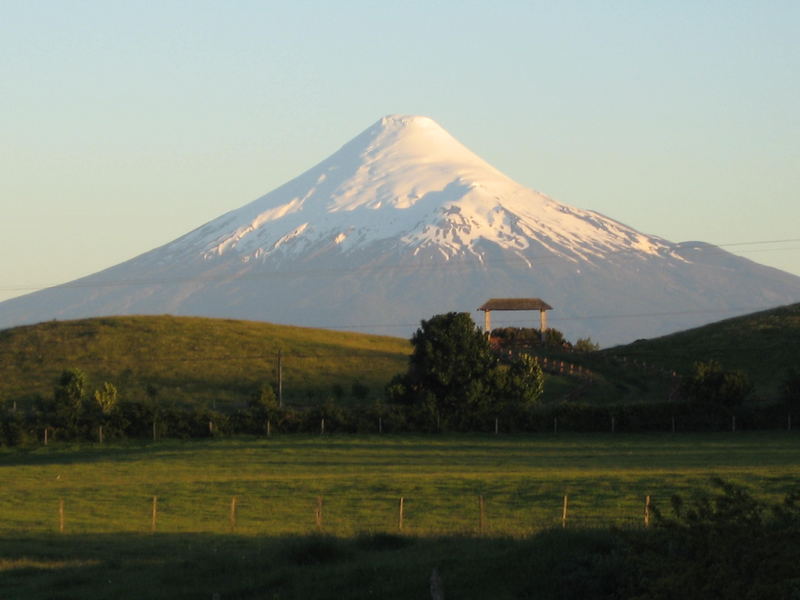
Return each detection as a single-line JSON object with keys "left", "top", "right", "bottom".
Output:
{"left": 27, "top": 493, "right": 656, "bottom": 537}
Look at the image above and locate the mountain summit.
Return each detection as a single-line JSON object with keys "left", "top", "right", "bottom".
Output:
{"left": 1, "top": 115, "right": 799, "bottom": 345}
{"left": 181, "top": 114, "right": 667, "bottom": 266}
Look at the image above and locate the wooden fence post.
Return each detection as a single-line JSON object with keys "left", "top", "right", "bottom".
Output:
{"left": 478, "top": 495, "right": 486, "bottom": 534}
{"left": 398, "top": 497, "right": 404, "bottom": 531}
{"left": 315, "top": 496, "right": 323, "bottom": 530}
{"left": 430, "top": 568, "right": 445, "bottom": 600}
{"left": 230, "top": 496, "right": 238, "bottom": 533}
{"left": 98, "top": 425, "right": 104, "bottom": 444}
{"left": 59, "top": 498, "right": 64, "bottom": 533}
{"left": 151, "top": 496, "right": 158, "bottom": 533}
{"left": 321, "top": 418, "right": 325, "bottom": 435}
{"left": 267, "top": 419, "right": 271, "bottom": 437}
{"left": 561, "top": 495, "right": 569, "bottom": 529}
{"left": 644, "top": 495, "right": 651, "bottom": 528}
{"left": 494, "top": 418, "right": 499, "bottom": 435}
{"left": 611, "top": 415, "right": 616, "bottom": 434}
{"left": 152, "top": 421, "right": 157, "bottom": 442}
{"left": 44, "top": 428, "right": 48, "bottom": 446}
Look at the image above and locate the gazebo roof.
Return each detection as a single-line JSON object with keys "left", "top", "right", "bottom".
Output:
{"left": 477, "top": 298, "right": 553, "bottom": 312}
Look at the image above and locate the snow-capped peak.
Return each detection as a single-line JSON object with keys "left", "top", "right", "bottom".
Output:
{"left": 174, "top": 115, "right": 671, "bottom": 265}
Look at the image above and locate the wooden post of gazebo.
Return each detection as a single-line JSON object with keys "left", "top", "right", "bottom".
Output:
{"left": 477, "top": 298, "right": 553, "bottom": 335}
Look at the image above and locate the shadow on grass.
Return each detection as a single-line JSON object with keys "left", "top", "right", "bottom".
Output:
{"left": 0, "top": 529, "right": 632, "bottom": 600}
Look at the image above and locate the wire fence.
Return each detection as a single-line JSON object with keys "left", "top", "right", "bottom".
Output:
{"left": 3, "top": 493, "right": 655, "bottom": 537}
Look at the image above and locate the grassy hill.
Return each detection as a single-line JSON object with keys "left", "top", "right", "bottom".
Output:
{"left": 598, "top": 302, "right": 800, "bottom": 399}
{"left": 4, "top": 304, "right": 795, "bottom": 413}
{"left": 0, "top": 316, "right": 411, "bottom": 409}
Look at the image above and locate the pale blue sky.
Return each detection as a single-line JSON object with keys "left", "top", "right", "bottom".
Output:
{"left": 1, "top": 1, "right": 798, "bottom": 303}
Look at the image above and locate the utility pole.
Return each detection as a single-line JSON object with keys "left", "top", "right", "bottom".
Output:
{"left": 277, "top": 349, "right": 283, "bottom": 408}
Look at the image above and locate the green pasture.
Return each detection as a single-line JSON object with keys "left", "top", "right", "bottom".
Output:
{"left": 2, "top": 433, "right": 798, "bottom": 537}
{"left": 0, "top": 315, "right": 411, "bottom": 409}
{"left": 2, "top": 433, "right": 799, "bottom": 599}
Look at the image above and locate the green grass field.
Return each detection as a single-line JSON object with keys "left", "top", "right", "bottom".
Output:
{"left": 2, "top": 433, "right": 799, "bottom": 599}
{"left": 2, "top": 433, "right": 798, "bottom": 536}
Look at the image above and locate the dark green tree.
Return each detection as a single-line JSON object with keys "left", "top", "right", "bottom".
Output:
{"left": 245, "top": 384, "right": 281, "bottom": 433}
{"left": 681, "top": 360, "right": 751, "bottom": 407}
{"left": 387, "top": 312, "right": 497, "bottom": 428}
{"left": 405, "top": 312, "right": 495, "bottom": 426}
{"left": 388, "top": 313, "right": 545, "bottom": 429}
{"left": 781, "top": 367, "right": 800, "bottom": 413}
{"left": 493, "top": 353, "right": 545, "bottom": 413}
{"left": 53, "top": 368, "right": 88, "bottom": 433}
{"left": 351, "top": 380, "right": 370, "bottom": 401}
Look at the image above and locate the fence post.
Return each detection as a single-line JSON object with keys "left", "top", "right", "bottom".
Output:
{"left": 315, "top": 496, "right": 323, "bottom": 530}
{"left": 152, "top": 421, "right": 157, "bottom": 442}
{"left": 44, "top": 428, "right": 48, "bottom": 446}
{"left": 321, "top": 418, "right": 325, "bottom": 435}
{"left": 644, "top": 495, "right": 651, "bottom": 528}
{"left": 478, "top": 495, "right": 486, "bottom": 534}
{"left": 151, "top": 496, "right": 158, "bottom": 533}
{"left": 398, "top": 497, "right": 404, "bottom": 531}
{"left": 611, "top": 415, "right": 616, "bottom": 434}
{"left": 494, "top": 418, "right": 499, "bottom": 435}
{"left": 277, "top": 349, "right": 283, "bottom": 408}
{"left": 267, "top": 419, "right": 271, "bottom": 437}
{"left": 379, "top": 416, "right": 383, "bottom": 434}
{"left": 99, "top": 425, "right": 104, "bottom": 444}
{"left": 59, "top": 498, "right": 65, "bottom": 533}
{"left": 230, "top": 496, "right": 238, "bottom": 533}
{"left": 561, "top": 495, "right": 569, "bottom": 529}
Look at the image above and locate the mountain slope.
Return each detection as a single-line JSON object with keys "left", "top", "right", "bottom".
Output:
{"left": 1, "top": 115, "right": 799, "bottom": 345}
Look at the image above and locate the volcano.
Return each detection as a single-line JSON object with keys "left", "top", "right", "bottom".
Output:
{"left": 1, "top": 115, "right": 799, "bottom": 346}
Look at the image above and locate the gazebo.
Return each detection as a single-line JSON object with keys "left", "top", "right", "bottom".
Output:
{"left": 477, "top": 298, "right": 553, "bottom": 333}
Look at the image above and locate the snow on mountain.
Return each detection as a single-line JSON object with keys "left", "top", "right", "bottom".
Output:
{"left": 178, "top": 114, "right": 669, "bottom": 265}
{"left": 1, "top": 114, "right": 799, "bottom": 346}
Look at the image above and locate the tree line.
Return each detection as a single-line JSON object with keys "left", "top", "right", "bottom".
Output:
{"left": 1, "top": 312, "right": 798, "bottom": 446}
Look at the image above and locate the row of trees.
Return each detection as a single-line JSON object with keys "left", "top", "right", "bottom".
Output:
{"left": 2, "top": 312, "right": 798, "bottom": 445}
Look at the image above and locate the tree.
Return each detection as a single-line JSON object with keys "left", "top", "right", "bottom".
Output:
{"left": 495, "top": 353, "right": 544, "bottom": 409}
{"left": 351, "top": 380, "right": 370, "bottom": 401}
{"left": 681, "top": 360, "right": 752, "bottom": 407}
{"left": 781, "top": 368, "right": 800, "bottom": 413}
{"left": 386, "top": 313, "right": 491, "bottom": 426}
{"left": 94, "top": 382, "right": 118, "bottom": 415}
{"left": 388, "top": 313, "right": 545, "bottom": 429}
{"left": 574, "top": 337, "right": 600, "bottom": 353}
{"left": 403, "top": 313, "right": 495, "bottom": 425}
{"left": 53, "top": 368, "right": 88, "bottom": 433}
{"left": 246, "top": 384, "right": 281, "bottom": 433}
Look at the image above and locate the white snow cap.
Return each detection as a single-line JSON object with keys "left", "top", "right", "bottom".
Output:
{"left": 186, "top": 114, "right": 669, "bottom": 263}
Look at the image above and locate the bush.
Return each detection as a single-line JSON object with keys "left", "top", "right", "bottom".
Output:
{"left": 626, "top": 479, "right": 800, "bottom": 599}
